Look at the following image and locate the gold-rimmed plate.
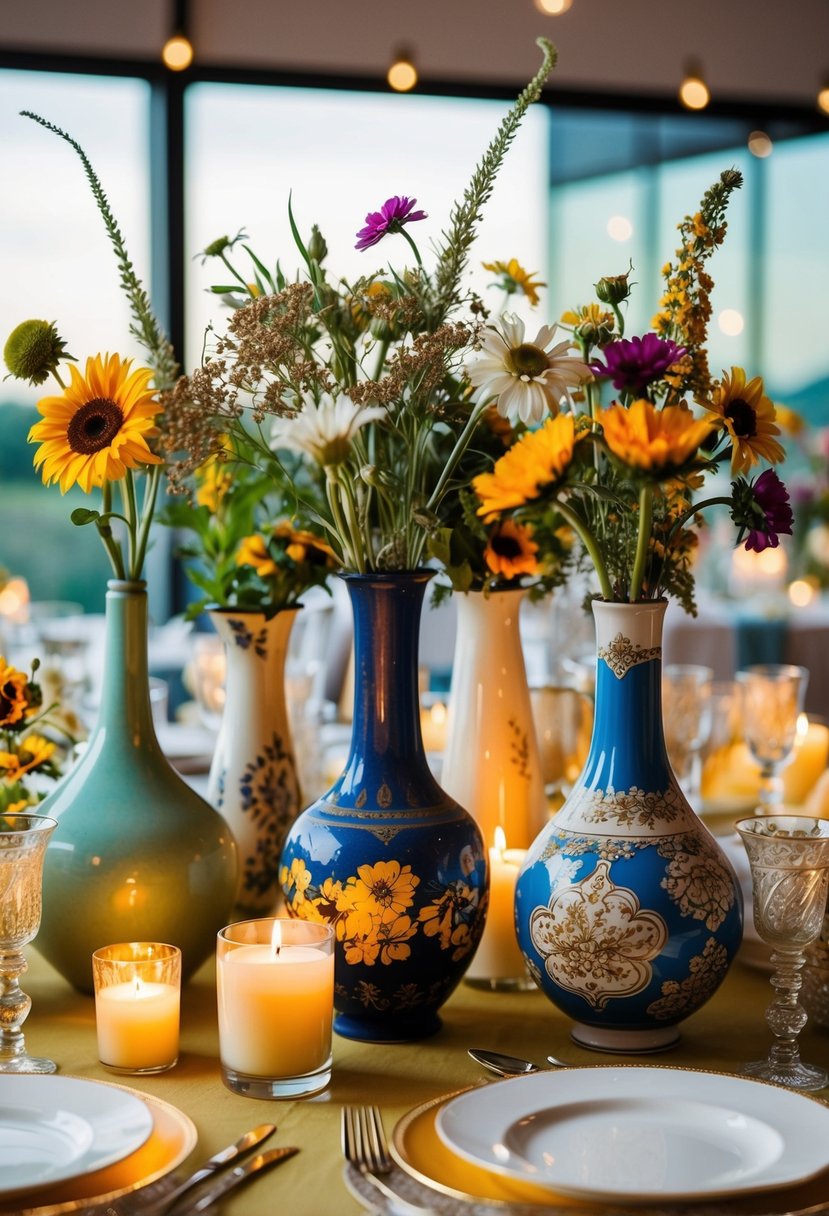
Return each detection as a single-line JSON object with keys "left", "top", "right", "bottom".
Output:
{"left": 392, "top": 1077, "right": 829, "bottom": 1215}
{"left": 0, "top": 1081, "right": 197, "bottom": 1216}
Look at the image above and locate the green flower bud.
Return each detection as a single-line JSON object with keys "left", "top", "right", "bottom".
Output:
{"left": 308, "top": 225, "right": 328, "bottom": 264}
{"left": 3, "top": 320, "right": 71, "bottom": 386}
{"left": 202, "top": 235, "right": 232, "bottom": 258}
{"left": 595, "top": 267, "right": 633, "bottom": 306}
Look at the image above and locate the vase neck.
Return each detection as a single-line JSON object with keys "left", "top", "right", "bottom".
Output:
{"left": 583, "top": 600, "right": 670, "bottom": 789}
{"left": 95, "top": 581, "right": 156, "bottom": 739}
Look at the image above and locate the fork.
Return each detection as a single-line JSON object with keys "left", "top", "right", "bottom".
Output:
{"left": 341, "top": 1105, "right": 429, "bottom": 1216}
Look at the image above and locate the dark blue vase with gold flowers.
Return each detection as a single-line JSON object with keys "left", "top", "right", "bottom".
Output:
{"left": 279, "top": 571, "right": 488, "bottom": 1042}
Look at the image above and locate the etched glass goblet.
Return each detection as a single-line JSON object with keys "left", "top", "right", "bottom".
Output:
{"left": 662, "top": 664, "right": 713, "bottom": 811}
{"left": 736, "top": 664, "right": 808, "bottom": 814}
{"left": 736, "top": 814, "right": 829, "bottom": 1090}
{"left": 0, "top": 811, "right": 58, "bottom": 1073}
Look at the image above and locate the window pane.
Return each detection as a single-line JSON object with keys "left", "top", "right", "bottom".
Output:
{"left": 0, "top": 71, "right": 152, "bottom": 611}
{"left": 185, "top": 84, "right": 550, "bottom": 361}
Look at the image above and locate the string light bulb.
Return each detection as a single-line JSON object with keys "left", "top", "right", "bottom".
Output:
{"left": 162, "top": 0, "right": 193, "bottom": 72}
{"left": 387, "top": 48, "right": 417, "bottom": 92}
{"left": 818, "top": 76, "right": 829, "bottom": 115}
{"left": 534, "top": 0, "right": 573, "bottom": 14}
{"left": 678, "top": 60, "right": 710, "bottom": 110}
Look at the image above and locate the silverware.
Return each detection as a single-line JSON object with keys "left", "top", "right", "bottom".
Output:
{"left": 341, "top": 1105, "right": 427, "bottom": 1216}
{"left": 133, "top": 1123, "right": 277, "bottom": 1215}
{"left": 468, "top": 1048, "right": 568, "bottom": 1076}
{"left": 172, "top": 1146, "right": 299, "bottom": 1215}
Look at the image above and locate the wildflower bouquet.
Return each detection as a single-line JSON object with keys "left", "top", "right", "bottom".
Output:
{"left": 3, "top": 117, "right": 176, "bottom": 583}
{"left": 159, "top": 39, "right": 562, "bottom": 577}
{"left": 0, "top": 656, "right": 72, "bottom": 813}
{"left": 471, "top": 169, "right": 793, "bottom": 612}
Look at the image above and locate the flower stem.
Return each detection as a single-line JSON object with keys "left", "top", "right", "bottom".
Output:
{"left": 133, "top": 465, "right": 163, "bottom": 579}
{"left": 554, "top": 498, "right": 614, "bottom": 600}
{"left": 629, "top": 484, "right": 653, "bottom": 602}
{"left": 97, "top": 483, "right": 125, "bottom": 580}
{"left": 398, "top": 226, "right": 423, "bottom": 268}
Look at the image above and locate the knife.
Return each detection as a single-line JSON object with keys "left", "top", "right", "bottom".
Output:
{"left": 137, "top": 1124, "right": 277, "bottom": 1216}
{"left": 174, "top": 1146, "right": 300, "bottom": 1214}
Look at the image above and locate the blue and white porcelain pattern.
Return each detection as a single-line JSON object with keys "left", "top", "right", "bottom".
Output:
{"left": 515, "top": 599, "right": 743, "bottom": 1052}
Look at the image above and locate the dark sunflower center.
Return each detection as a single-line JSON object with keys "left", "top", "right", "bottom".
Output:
{"left": 724, "top": 397, "right": 757, "bottom": 438}
{"left": 67, "top": 397, "right": 124, "bottom": 455}
{"left": 509, "top": 343, "right": 549, "bottom": 379}
{"left": 372, "top": 881, "right": 393, "bottom": 904}
{"left": 491, "top": 535, "right": 523, "bottom": 558}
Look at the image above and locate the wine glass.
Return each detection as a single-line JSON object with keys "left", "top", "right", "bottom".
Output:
{"left": 736, "top": 664, "right": 808, "bottom": 814}
{"left": 662, "top": 664, "right": 713, "bottom": 810}
{"left": 0, "top": 811, "right": 58, "bottom": 1073}
{"left": 736, "top": 814, "right": 829, "bottom": 1090}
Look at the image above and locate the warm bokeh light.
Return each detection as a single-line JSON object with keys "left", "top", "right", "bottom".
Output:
{"left": 0, "top": 576, "right": 30, "bottom": 621}
{"left": 534, "top": 0, "right": 573, "bottom": 13}
{"left": 387, "top": 56, "right": 417, "bottom": 92}
{"left": 679, "top": 73, "right": 710, "bottom": 111}
{"left": 748, "top": 130, "right": 773, "bottom": 158}
{"left": 818, "top": 83, "right": 829, "bottom": 115}
{"left": 718, "top": 308, "right": 745, "bottom": 336}
{"left": 607, "top": 215, "right": 633, "bottom": 241}
{"left": 789, "top": 579, "right": 818, "bottom": 608}
{"left": 161, "top": 35, "right": 194, "bottom": 72}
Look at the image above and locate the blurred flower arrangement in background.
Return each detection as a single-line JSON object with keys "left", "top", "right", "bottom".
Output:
{"left": 0, "top": 656, "right": 75, "bottom": 813}
{"left": 470, "top": 169, "right": 794, "bottom": 614}
{"left": 787, "top": 419, "right": 829, "bottom": 590}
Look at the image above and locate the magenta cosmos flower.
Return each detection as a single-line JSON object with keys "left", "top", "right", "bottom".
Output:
{"left": 590, "top": 333, "right": 686, "bottom": 396}
{"left": 355, "top": 196, "right": 427, "bottom": 251}
{"left": 744, "top": 468, "right": 794, "bottom": 552}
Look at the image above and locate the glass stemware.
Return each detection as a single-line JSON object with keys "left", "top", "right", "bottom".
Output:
{"left": 736, "top": 664, "right": 809, "bottom": 814}
{"left": 662, "top": 664, "right": 713, "bottom": 810}
{"left": 736, "top": 814, "right": 829, "bottom": 1090}
{"left": 0, "top": 812, "right": 58, "bottom": 1074}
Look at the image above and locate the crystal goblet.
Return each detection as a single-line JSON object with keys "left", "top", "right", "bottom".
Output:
{"left": 736, "top": 814, "right": 829, "bottom": 1090}
{"left": 0, "top": 811, "right": 58, "bottom": 1074}
{"left": 662, "top": 664, "right": 713, "bottom": 811}
{"left": 736, "top": 664, "right": 808, "bottom": 815}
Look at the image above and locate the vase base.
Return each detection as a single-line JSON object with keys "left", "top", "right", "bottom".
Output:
{"left": 334, "top": 1010, "right": 442, "bottom": 1043}
{"left": 570, "top": 1022, "right": 681, "bottom": 1054}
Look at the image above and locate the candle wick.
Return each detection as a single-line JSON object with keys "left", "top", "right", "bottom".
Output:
{"left": 275, "top": 944, "right": 281, "bottom": 957}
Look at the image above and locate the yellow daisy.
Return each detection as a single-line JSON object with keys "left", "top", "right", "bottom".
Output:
{"left": 482, "top": 258, "right": 546, "bottom": 307}
{"left": 29, "top": 353, "right": 162, "bottom": 494}
{"left": 0, "top": 659, "right": 30, "bottom": 728}
{"left": 236, "top": 534, "right": 278, "bottom": 579}
{"left": 706, "top": 368, "right": 785, "bottom": 475}
{"left": 484, "top": 520, "right": 540, "bottom": 579}
{"left": 272, "top": 522, "right": 338, "bottom": 568}
{"left": 474, "top": 414, "right": 579, "bottom": 518}
{"left": 600, "top": 400, "right": 714, "bottom": 473}
{"left": 195, "top": 457, "right": 232, "bottom": 511}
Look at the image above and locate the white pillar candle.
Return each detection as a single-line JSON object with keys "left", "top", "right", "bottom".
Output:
{"left": 217, "top": 936, "right": 334, "bottom": 1078}
{"left": 783, "top": 715, "right": 829, "bottom": 806}
{"left": 95, "top": 977, "right": 180, "bottom": 1072}
{"left": 466, "top": 828, "right": 528, "bottom": 982}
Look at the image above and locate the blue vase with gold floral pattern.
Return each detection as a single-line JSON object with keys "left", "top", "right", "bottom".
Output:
{"left": 279, "top": 571, "right": 488, "bottom": 1042}
{"left": 515, "top": 599, "right": 743, "bottom": 1053}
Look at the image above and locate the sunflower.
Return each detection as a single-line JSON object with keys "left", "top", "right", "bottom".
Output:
{"left": 236, "top": 534, "right": 278, "bottom": 578}
{"left": 195, "top": 456, "right": 232, "bottom": 511}
{"left": 484, "top": 520, "right": 540, "bottom": 579}
{"left": 29, "top": 353, "right": 162, "bottom": 494}
{"left": 466, "top": 313, "right": 590, "bottom": 425}
{"left": 482, "top": 258, "right": 546, "bottom": 307}
{"left": 0, "top": 659, "right": 30, "bottom": 728}
{"left": 272, "top": 522, "right": 338, "bottom": 568}
{"left": 706, "top": 367, "right": 786, "bottom": 474}
{"left": 600, "top": 400, "right": 714, "bottom": 474}
{"left": 473, "top": 414, "right": 580, "bottom": 518}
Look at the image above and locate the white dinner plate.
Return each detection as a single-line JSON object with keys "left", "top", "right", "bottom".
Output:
{"left": 435, "top": 1067, "right": 829, "bottom": 1202}
{"left": 0, "top": 1075, "right": 154, "bottom": 1198}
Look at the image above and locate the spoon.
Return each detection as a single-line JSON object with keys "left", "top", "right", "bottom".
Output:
{"left": 468, "top": 1048, "right": 569, "bottom": 1076}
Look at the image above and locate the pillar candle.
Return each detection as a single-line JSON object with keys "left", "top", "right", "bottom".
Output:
{"left": 217, "top": 941, "right": 334, "bottom": 1077}
{"left": 783, "top": 716, "right": 829, "bottom": 806}
{"left": 95, "top": 978, "right": 180, "bottom": 1072}
{"left": 466, "top": 829, "right": 527, "bottom": 981}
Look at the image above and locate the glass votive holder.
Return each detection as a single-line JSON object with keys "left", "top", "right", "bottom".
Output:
{"left": 92, "top": 942, "right": 181, "bottom": 1075}
{"left": 217, "top": 918, "right": 335, "bottom": 1100}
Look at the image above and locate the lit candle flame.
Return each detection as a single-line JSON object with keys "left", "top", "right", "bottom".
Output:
{"left": 797, "top": 713, "right": 810, "bottom": 742}
{"left": 271, "top": 920, "right": 282, "bottom": 958}
{"left": 493, "top": 825, "right": 507, "bottom": 858}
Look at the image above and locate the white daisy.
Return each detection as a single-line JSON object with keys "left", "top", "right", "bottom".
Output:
{"left": 270, "top": 391, "right": 387, "bottom": 468}
{"left": 466, "top": 313, "right": 590, "bottom": 425}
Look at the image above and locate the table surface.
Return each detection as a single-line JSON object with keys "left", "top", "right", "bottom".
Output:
{"left": 11, "top": 932, "right": 829, "bottom": 1216}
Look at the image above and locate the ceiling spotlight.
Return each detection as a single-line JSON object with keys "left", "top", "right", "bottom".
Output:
{"left": 678, "top": 60, "right": 710, "bottom": 111}
{"left": 162, "top": 0, "right": 193, "bottom": 72}
{"left": 387, "top": 48, "right": 418, "bottom": 92}
{"left": 534, "top": 0, "right": 573, "bottom": 14}
{"left": 748, "top": 130, "right": 773, "bottom": 158}
{"left": 818, "top": 77, "right": 829, "bottom": 115}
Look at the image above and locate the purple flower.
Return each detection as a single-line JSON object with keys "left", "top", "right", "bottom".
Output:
{"left": 590, "top": 334, "right": 686, "bottom": 396}
{"left": 355, "top": 196, "right": 427, "bottom": 251}
{"left": 744, "top": 468, "right": 794, "bottom": 552}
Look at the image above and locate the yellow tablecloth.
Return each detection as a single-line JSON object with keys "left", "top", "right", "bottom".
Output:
{"left": 14, "top": 945, "right": 829, "bottom": 1215}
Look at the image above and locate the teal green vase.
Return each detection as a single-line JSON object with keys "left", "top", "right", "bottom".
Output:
{"left": 36, "top": 580, "right": 238, "bottom": 993}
